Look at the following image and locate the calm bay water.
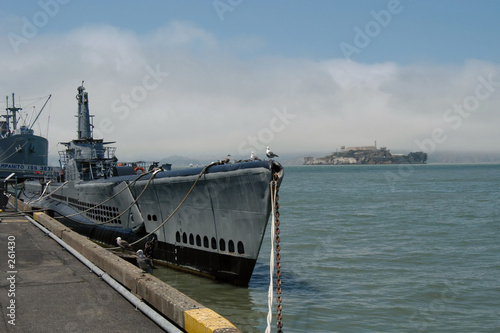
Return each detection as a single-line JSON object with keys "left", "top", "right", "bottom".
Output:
{"left": 156, "top": 164, "right": 500, "bottom": 332}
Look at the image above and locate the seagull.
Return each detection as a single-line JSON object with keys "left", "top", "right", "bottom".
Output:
{"left": 223, "top": 154, "right": 231, "bottom": 164}
{"left": 250, "top": 151, "right": 261, "bottom": 161}
{"left": 266, "top": 146, "right": 279, "bottom": 159}
{"left": 116, "top": 237, "right": 133, "bottom": 252}
{"left": 136, "top": 250, "right": 154, "bottom": 274}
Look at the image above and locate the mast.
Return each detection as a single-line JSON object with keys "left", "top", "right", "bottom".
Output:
{"left": 5, "top": 93, "right": 22, "bottom": 132}
{"left": 76, "top": 82, "right": 92, "bottom": 140}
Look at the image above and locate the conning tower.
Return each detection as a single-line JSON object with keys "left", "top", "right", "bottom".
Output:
{"left": 60, "top": 83, "right": 116, "bottom": 181}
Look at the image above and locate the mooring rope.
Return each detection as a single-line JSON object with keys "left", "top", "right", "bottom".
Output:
{"left": 266, "top": 180, "right": 278, "bottom": 333}
{"left": 54, "top": 168, "right": 161, "bottom": 225}
{"left": 0, "top": 140, "right": 30, "bottom": 163}
{"left": 27, "top": 167, "right": 154, "bottom": 222}
{"left": 106, "top": 162, "right": 216, "bottom": 251}
{"left": 18, "top": 162, "right": 214, "bottom": 251}
{"left": 26, "top": 180, "right": 65, "bottom": 204}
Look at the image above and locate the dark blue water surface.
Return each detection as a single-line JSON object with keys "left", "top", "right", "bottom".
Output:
{"left": 156, "top": 164, "right": 500, "bottom": 332}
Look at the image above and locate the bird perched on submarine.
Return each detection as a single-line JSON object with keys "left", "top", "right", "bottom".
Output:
{"left": 250, "top": 151, "right": 261, "bottom": 161}
{"left": 116, "top": 237, "right": 133, "bottom": 252}
{"left": 266, "top": 146, "right": 279, "bottom": 159}
{"left": 136, "top": 250, "right": 154, "bottom": 274}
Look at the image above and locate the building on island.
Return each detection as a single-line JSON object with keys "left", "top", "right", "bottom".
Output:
{"left": 305, "top": 143, "right": 427, "bottom": 165}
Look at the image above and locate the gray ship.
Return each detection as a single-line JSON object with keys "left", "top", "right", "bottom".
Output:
{"left": 0, "top": 94, "right": 50, "bottom": 179}
{"left": 21, "top": 84, "right": 283, "bottom": 286}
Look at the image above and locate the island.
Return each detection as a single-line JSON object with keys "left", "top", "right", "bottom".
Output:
{"left": 304, "top": 145, "right": 427, "bottom": 165}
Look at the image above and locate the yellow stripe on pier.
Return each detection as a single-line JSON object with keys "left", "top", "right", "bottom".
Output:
{"left": 185, "top": 308, "right": 239, "bottom": 333}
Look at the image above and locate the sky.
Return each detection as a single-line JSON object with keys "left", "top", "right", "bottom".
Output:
{"left": 1, "top": 0, "right": 500, "bottom": 162}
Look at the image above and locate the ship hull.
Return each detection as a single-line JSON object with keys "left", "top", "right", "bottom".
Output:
{"left": 0, "top": 134, "right": 48, "bottom": 178}
{"left": 21, "top": 160, "right": 283, "bottom": 286}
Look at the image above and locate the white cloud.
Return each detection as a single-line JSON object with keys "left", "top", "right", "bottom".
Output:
{"left": 1, "top": 21, "right": 499, "bottom": 164}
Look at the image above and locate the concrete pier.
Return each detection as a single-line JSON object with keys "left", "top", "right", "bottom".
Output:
{"left": 0, "top": 198, "right": 240, "bottom": 332}
{"left": 0, "top": 207, "right": 168, "bottom": 332}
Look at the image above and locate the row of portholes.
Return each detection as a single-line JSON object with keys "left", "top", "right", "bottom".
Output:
{"left": 175, "top": 231, "right": 245, "bottom": 254}
{"left": 147, "top": 214, "right": 158, "bottom": 221}
{"left": 61, "top": 195, "right": 122, "bottom": 224}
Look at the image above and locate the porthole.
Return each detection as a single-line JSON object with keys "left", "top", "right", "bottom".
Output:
{"left": 176, "top": 231, "right": 181, "bottom": 243}
{"left": 237, "top": 241, "right": 245, "bottom": 254}
{"left": 189, "top": 234, "right": 194, "bottom": 245}
{"left": 147, "top": 214, "right": 151, "bottom": 221}
{"left": 196, "top": 235, "right": 201, "bottom": 247}
{"left": 182, "top": 232, "right": 187, "bottom": 244}
{"left": 211, "top": 237, "right": 217, "bottom": 250}
{"left": 219, "top": 239, "right": 226, "bottom": 251}
{"left": 153, "top": 215, "right": 157, "bottom": 221}
{"left": 203, "top": 236, "right": 209, "bottom": 248}
{"left": 228, "top": 240, "right": 235, "bottom": 253}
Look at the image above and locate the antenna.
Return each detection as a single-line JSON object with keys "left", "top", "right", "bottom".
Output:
{"left": 5, "top": 93, "right": 22, "bottom": 132}
{"left": 76, "top": 81, "right": 92, "bottom": 140}
{"left": 29, "top": 95, "right": 52, "bottom": 130}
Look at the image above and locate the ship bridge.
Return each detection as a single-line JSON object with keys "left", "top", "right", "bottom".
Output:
{"left": 60, "top": 139, "right": 117, "bottom": 181}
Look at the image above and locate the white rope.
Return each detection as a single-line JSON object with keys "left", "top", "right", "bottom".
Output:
{"left": 26, "top": 180, "right": 70, "bottom": 205}
{"left": 29, "top": 180, "right": 52, "bottom": 204}
{"left": 266, "top": 181, "right": 277, "bottom": 333}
